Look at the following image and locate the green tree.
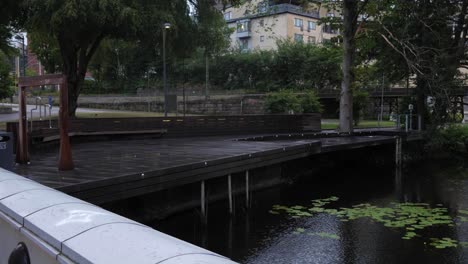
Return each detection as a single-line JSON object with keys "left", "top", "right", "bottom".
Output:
{"left": 195, "top": 2, "right": 234, "bottom": 97}
{"left": 28, "top": 31, "right": 62, "bottom": 73}
{"left": 363, "top": 0, "right": 468, "bottom": 127}
{"left": 0, "top": 51, "right": 14, "bottom": 100}
{"left": 0, "top": 0, "right": 24, "bottom": 53}
{"left": 25, "top": 0, "right": 141, "bottom": 116}
{"left": 25, "top": 0, "right": 241, "bottom": 116}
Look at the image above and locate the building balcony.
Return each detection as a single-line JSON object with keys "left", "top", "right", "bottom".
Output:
{"left": 237, "top": 31, "right": 252, "bottom": 38}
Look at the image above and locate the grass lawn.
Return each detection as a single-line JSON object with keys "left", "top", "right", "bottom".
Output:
{"left": 322, "top": 120, "right": 396, "bottom": 130}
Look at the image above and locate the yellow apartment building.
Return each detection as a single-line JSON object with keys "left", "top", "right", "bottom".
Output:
{"left": 222, "top": 0, "right": 340, "bottom": 51}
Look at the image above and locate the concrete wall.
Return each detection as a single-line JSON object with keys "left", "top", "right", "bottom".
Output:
{"left": 0, "top": 168, "right": 236, "bottom": 264}
{"left": 81, "top": 97, "right": 265, "bottom": 115}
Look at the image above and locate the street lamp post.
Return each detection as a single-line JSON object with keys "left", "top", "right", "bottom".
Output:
{"left": 162, "top": 22, "right": 171, "bottom": 117}
{"left": 15, "top": 35, "right": 26, "bottom": 77}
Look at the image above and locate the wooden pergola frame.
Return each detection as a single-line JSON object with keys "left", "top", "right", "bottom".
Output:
{"left": 17, "top": 74, "right": 74, "bottom": 171}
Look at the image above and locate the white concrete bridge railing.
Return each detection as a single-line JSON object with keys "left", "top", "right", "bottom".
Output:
{"left": 0, "top": 168, "right": 237, "bottom": 264}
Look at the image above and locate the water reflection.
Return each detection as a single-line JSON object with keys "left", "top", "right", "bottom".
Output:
{"left": 153, "top": 163, "right": 468, "bottom": 264}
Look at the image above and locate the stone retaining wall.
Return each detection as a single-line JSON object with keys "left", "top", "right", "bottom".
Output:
{"left": 18, "top": 95, "right": 267, "bottom": 115}
{"left": 0, "top": 106, "right": 13, "bottom": 114}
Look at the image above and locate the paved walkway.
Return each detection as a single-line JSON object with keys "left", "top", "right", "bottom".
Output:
{"left": 0, "top": 103, "right": 137, "bottom": 123}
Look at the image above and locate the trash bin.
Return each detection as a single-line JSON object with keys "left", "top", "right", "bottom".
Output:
{"left": 0, "top": 132, "right": 14, "bottom": 171}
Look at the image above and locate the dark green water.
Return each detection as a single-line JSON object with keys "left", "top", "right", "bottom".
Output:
{"left": 152, "top": 162, "right": 468, "bottom": 263}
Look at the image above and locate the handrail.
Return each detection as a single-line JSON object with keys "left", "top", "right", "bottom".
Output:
{"left": 29, "top": 97, "right": 41, "bottom": 132}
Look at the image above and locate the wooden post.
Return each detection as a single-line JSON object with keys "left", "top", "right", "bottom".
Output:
{"left": 16, "top": 87, "right": 29, "bottom": 164}
{"left": 16, "top": 74, "right": 74, "bottom": 170}
{"left": 395, "top": 137, "right": 402, "bottom": 166}
{"left": 245, "top": 170, "right": 250, "bottom": 208}
{"left": 228, "top": 174, "right": 233, "bottom": 214}
{"left": 58, "top": 79, "right": 74, "bottom": 170}
{"left": 201, "top": 181, "right": 206, "bottom": 218}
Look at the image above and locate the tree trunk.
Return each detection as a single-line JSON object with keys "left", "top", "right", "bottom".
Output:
{"left": 67, "top": 76, "right": 82, "bottom": 117}
{"left": 205, "top": 53, "right": 209, "bottom": 98}
{"left": 58, "top": 34, "right": 103, "bottom": 117}
{"left": 339, "top": 0, "right": 358, "bottom": 133}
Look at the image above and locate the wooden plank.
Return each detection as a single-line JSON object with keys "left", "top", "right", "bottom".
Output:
{"left": 60, "top": 143, "right": 321, "bottom": 202}
{"left": 18, "top": 74, "right": 65, "bottom": 87}
{"left": 69, "top": 147, "right": 320, "bottom": 204}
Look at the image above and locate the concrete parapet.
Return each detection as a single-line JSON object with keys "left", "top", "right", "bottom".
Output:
{"left": 0, "top": 168, "right": 236, "bottom": 264}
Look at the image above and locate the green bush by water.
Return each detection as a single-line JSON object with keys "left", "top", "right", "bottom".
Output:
{"left": 265, "top": 90, "right": 322, "bottom": 114}
{"left": 301, "top": 91, "right": 323, "bottom": 113}
{"left": 426, "top": 124, "right": 468, "bottom": 156}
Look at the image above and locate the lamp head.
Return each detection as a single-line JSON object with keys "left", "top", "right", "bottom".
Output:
{"left": 163, "top": 23, "right": 171, "bottom": 29}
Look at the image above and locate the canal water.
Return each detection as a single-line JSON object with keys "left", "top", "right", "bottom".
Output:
{"left": 152, "top": 161, "right": 468, "bottom": 263}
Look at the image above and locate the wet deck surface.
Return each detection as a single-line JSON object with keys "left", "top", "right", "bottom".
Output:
{"left": 13, "top": 132, "right": 401, "bottom": 204}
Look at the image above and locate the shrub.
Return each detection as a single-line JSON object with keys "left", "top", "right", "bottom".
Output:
{"left": 426, "top": 124, "right": 468, "bottom": 156}
{"left": 301, "top": 91, "right": 323, "bottom": 113}
{"left": 264, "top": 90, "right": 302, "bottom": 114}
{"left": 0, "top": 52, "right": 14, "bottom": 100}
{"left": 352, "top": 89, "right": 369, "bottom": 125}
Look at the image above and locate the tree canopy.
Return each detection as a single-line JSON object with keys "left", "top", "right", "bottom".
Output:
{"left": 23, "top": 0, "right": 240, "bottom": 116}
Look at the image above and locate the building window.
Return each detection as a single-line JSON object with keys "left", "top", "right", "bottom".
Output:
{"left": 259, "top": 19, "right": 264, "bottom": 27}
{"left": 294, "top": 18, "right": 303, "bottom": 28}
{"left": 257, "top": 1, "right": 268, "bottom": 13}
{"left": 237, "top": 21, "right": 251, "bottom": 33}
{"left": 224, "top": 12, "right": 231, "bottom": 20}
{"left": 294, "top": 34, "right": 303, "bottom": 43}
{"left": 308, "top": 36, "right": 316, "bottom": 44}
{"left": 308, "top": 21, "right": 316, "bottom": 31}
{"left": 322, "top": 24, "right": 337, "bottom": 34}
{"left": 260, "top": 36, "right": 265, "bottom": 42}
{"left": 240, "top": 39, "right": 249, "bottom": 50}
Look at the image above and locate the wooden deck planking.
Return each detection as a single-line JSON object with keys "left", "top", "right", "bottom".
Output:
{"left": 13, "top": 131, "right": 408, "bottom": 204}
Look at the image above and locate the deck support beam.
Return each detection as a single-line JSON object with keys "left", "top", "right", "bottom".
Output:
{"left": 395, "top": 137, "right": 402, "bottom": 166}
{"left": 245, "top": 170, "right": 250, "bottom": 208}
{"left": 201, "top": 181, "right": 206, "bottom": 218}
{"left": 228, "top": 174, "right": 233, "bottom": 214}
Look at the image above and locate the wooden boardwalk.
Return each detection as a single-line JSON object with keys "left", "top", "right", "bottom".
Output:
{"left": 13, "top": 130, "right": 411, "bottom": 204}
